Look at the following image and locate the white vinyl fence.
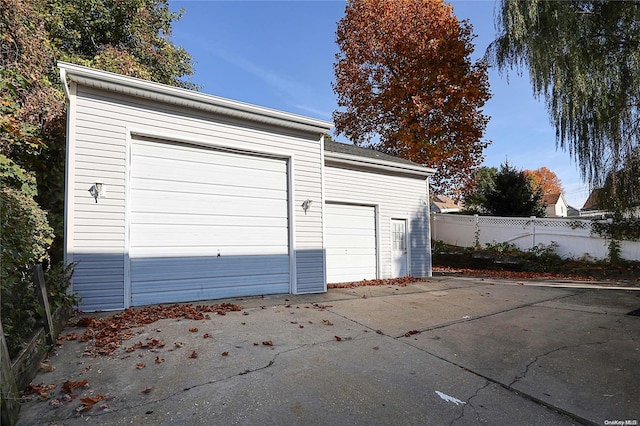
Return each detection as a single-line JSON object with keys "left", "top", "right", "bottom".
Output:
{"left": 430, "top": 214, "right": 640, "bottom": 261}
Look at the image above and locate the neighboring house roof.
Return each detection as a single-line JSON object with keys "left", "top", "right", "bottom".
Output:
{"left": 324, "top": 140, "right": 435, "bottom": 178}
{"left": 582, "top": 188, "right": 604, "bottom": 210}
{"left": 430, "top": 195, "right": 460, "bottom": 213}
{"left": 542, "top": 192, "right": 568, "bottom": 217}
{"left": 542, "top": 193, "right": 562, "bottom": 205}
{"left": 567, "top": 205, "right": 580, "bottom": 217}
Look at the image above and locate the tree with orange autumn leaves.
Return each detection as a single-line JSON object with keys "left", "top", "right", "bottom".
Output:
{"left": 523, "top": 167, "right": 564, "bottom": 195}
{"left": 332, "top": 0, "right": 491, "bottom": 196}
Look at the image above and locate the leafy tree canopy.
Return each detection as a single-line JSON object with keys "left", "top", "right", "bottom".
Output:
{"left": 42, "top": 0, "right": 195, "bottom": 89}
{"left": 333, "top": 0, "right": 491, "bottom": 196}
{"left": 599, "top": 146, "right": 640, "bottom": 212}
{"left": 1, "top": 0, "right": 196, "bottom": 262}
{"left": 484, "top": 162, "right": 545, "bottom": 217}
{"left": 523, "top": 166, "right": 564, "bottom": 195}
{"left": 490, "top": 0, "right": 640, "bottom": 212}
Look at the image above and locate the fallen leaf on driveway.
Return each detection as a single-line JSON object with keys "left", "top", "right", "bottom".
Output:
{"left": 221, "top": 351, "right": 229, "bottom": 356}
{"left": 322, "top": 319, "right": 333, "bottom": 326}
{"left": 39, "top": 363, "right": 56, "bottom": 372}
{"left": 189, "top": 351, "right": 198, "bottom": 359}
{"left": 79, "top": 395, "right": 104, "bottom": 412}
{"left": 136, "top": 363, "right": 146, "bottom": 369}
{"left": 262, "top": 340, "right": 274, "bottom": 346}
{"left": 49, "top": 398, "right": 63, "bottom": 408}
{"left": 142, "top": 387, "right": 153, "bottom": 394}
{"left": 404, "top": 330, "right": 420, "bottom": 337}
{"left": 189, "top": 327, "right": 199, "bottom": 333}
{"left": 26, "top": 383, "right": 57, "bottom": 399}
{"left": 155, "top": 356, "right": 165, "bottom": 364}
{"left": 203, "top": 333, "right": 212, "bottom": 338}
{"left": 62, "top": 379, "right": 88, "bottom": 394}
{"left": 335, "top": 336, "right": 342, "bottom": 342}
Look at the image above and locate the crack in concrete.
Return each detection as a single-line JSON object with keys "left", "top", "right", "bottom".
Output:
{"left": 449, "top": 380, "right": 491, "bottom": 426}
{"left": 508, "top": 336, "right": 635, "bottom": 388}
{"left": 619, "top": 319, "right": 639, "bottom": 345}
{"left": 452, "top": 380, "right": 491, "bottom": 426}
{"left": 390, "top": 291, "right": 579, "bottom": 338}
{"left": 321, "top": 290, "right": 593, "bottom": 424}
{"left": 508, "top": 345, "right": 568, "bottom": 387}
{"left": 399, "top": 339, "right": 594, "bottom": 425}
{"left": 59, "top": 345, "right": 305, "bottom": 422}
{"left": 336, "top": 289, "right": 599, "bottom": 426}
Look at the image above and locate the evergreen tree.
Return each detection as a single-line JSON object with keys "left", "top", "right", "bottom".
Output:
{"left": 484, "top": 162, "right": 545, "bottom": 217}
{"left": 462, "top": 166, "right": 497, "bottom": 213}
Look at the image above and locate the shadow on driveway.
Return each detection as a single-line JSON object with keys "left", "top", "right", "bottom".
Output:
{"left": 17, "top": 277, "right": 640, "bottom": 425}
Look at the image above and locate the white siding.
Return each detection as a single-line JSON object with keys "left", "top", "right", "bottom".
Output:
{"left": 324, "top": 163, "right": 431, "bottom": 279}
{"left": 67, "top": 85, "right": 325, "bottom": 310}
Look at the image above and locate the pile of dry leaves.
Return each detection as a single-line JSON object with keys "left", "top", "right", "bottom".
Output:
{"left": 327, "top": 276, "right": 421, "bottom": 289}
{"left": 70, "top": 303, "right": 242, "bottom": 356}
{"left": 25, "top": 379, "right": 111, "bottom": 413}
{"left": 432, "top": 266, "right": 625, "bottom": 283}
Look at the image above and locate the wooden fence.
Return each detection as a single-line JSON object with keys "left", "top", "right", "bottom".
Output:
{"left": 1, "top": 265, "right": 69, "bottom": 426}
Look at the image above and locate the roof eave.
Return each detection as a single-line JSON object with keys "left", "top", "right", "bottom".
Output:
{"left": 325, "top": 150, "right": 435, "bottom": 178}
{"left": 58, "top": 61, "right": 334, "bottom": 134}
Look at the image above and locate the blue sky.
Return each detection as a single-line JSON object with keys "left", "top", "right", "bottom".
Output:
{"left": 168, "top": 0, "right": 591, "bottom": 208}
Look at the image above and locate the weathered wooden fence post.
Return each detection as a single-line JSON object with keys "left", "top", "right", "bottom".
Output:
{"left": 32, "top": 264, "right": 54, "bottom": 346}
{"left": 1, "top": 321, "right": 20, "bottom": 426}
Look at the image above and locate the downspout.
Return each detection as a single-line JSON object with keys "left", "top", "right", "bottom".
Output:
{"left": 59, "top": 67, "right": 70, "bottom": 100}
{"left": 58, "top": 65, "right": 71, "bottom": 268}
{"left": 425, "top": 176, "right": 433, "bottom": 277}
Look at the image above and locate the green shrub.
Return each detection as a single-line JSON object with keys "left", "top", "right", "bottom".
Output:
{"left": 484, "top": 241, "right": 519, "bottom": 255}
{"left": 45, "top": 262, "right": 78, "bottom": 311}
{"left": 0, "top": 156, "right": 54, "bottom": 357}
{"left": 523, "top": 242, "right": 563, "bottom": 272}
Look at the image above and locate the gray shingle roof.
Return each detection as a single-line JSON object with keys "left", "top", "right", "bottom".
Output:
{"left": 324, "top": 140, "right": 420, "bottom": 166}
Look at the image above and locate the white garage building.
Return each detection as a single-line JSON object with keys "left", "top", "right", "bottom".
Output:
{"left": 60, "top": 62, "right": 434, "bottom": 311}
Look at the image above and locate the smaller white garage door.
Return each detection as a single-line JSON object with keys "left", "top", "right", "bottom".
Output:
{"left": 325, "top": 203, "right": 377, "bottom": 283}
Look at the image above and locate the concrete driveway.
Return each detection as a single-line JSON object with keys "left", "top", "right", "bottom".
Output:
{"left": 17, "top": 277, "right": 639, "bottom": 425}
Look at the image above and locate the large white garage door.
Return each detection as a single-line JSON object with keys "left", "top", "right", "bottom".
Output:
{"left": 325, "top": 203, "right": 377, "bottom": 283}
{"left": 129, "top": 139, "right": 290, "bottom": 306}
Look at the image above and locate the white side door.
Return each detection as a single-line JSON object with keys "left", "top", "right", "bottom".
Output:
{"left": 391, "top": 219, "right": 408, "bottom": 277}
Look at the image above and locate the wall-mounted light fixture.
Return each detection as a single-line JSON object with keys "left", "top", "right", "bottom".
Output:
{"left": 301, "top": 199, "right": 313, "bottom": 214}
{"left": 89, "top": 181, "right": 106, "bottom": 203}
